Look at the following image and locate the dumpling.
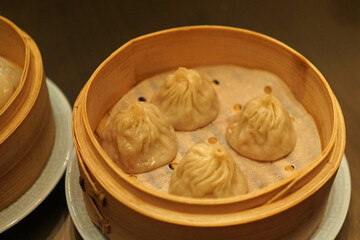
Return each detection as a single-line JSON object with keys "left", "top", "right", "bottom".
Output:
{"left": 226, "top": 95, "right": 296, "bottom": 161}
{"left": 169, "top": 143, "right": 248, "bottom": 198}
{"left": 0, "top": 58, "right": 21, "bottom": 109}
{"left": 0, "top": 77, "right": 14, "bottom": 109}
{"left": 100, "top": 102, "right": 178, "bottom": 174}
{"left": 151, "top": 67, "right": 219, "bottom": 131}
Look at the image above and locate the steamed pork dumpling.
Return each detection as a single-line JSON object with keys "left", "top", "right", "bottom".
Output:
{"left": 100, "top": 102, "right": 178, "bottom": 174}
{"left": 226, "top": 95, "right": 296, "bottom": 161}
{"left": 0, "top": 77, "right": 14, "bottom": 109}
{"left": 169, "top": 143, "right": 248, "bottom": 198}
{"left": 0, "top": 58, "right": 21, "bottom": 109}
{"left": 151, "top": 67, "right": 219, "bottom": 131}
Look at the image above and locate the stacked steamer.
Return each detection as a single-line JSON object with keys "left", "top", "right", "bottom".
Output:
{"left": 0, "top": 16, "right": 55, "bottom": 210}
{"left": 72, "top": 26, "right": 345, "bottom": 239}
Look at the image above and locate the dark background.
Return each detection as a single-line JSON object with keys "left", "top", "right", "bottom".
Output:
{"left": 1, "top": 0, "right": 359, "bottom": 239}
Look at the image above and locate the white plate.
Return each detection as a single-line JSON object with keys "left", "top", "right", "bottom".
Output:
{"left": 0, "top": 79, "right": 75, "bottom": 233}
{"left": 66, "top": 154, "right": 351, "bottom": 240}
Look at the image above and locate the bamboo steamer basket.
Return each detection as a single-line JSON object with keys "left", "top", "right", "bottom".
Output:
{"left": 0, "top": 16, "right": 55, "bottom": 210}
{"left": 72, "top": 26, "right": 345, "bottom": 239}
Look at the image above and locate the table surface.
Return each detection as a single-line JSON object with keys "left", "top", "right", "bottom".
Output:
{"left": 1, "top": 1, "right": 359, "bottom": 239}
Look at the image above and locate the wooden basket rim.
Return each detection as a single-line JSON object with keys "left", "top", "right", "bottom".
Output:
{"left": 0, "top": 16, "right": 29, "bottom": 117}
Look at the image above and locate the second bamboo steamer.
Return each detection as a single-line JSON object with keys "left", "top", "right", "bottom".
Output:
{"left": 0, "top": 16, "right": 55, "bottom": 211}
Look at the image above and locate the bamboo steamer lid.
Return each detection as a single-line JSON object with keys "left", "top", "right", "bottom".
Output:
{"left": 72, "top": 26, "right": 345, "bottom": 239}
{"left": 0, "top": 16, "right": 55, "bottom": 210}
